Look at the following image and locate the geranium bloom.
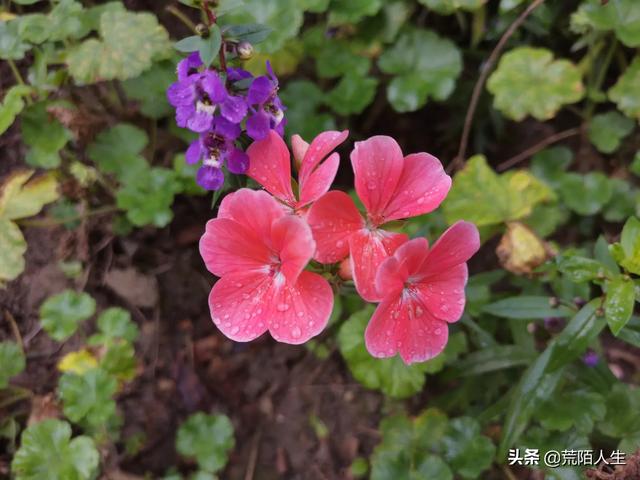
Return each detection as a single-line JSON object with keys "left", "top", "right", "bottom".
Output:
{"left": 246, "top": 129, "right": 348, "bottom": 212}
{"left": 246, "top": 62, "right": 286, "bottom": 140}
{"left": 199, "top": 188, "right": 333, "bottom": 344}
{"left": 307, "top": 136, "right": 451, "bottom": 302}
{"left": 366, "top": 222, "right": 480, "bottom": 364}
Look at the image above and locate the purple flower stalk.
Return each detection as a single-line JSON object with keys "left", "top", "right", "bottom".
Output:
{"left": 246, "top": 61, "right": 286, "bottom": 141}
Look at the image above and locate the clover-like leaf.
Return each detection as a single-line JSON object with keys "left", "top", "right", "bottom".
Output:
{"left": 574, "top": 0, "right": 640, "bottom": 48}
{"left": 116, "top": 167, "right": 180, "bottom": 227}
{"left": 598, "top": 383, "right": 640, "bottom": 438}
{"left": 371, "top": 409, "right": 451, "bottom": 480}
{"left": 605, "top": 275, "right": 636, "bottom": 335}
{"left": 21, "top": 102, "right": 71, "bottom": 169}
{"left": 0, "top": 20, "right": 29, "bottom": 60}
{"left": 11, "top": 419, "right": 99, "bottom": 480}
{"left": 610, "top": 217, "right": 640, "bottom": 275}
{"left": 0, "top": 341, "right": 25, "bottom": 388}
{"left": 487, "top": 47, "right": 584, "bottom": 121}
{"left": 176, "top": 413, "right": 235, "bottom": 473}
{"left": 39, "top": 290, "right": 96, "bottom": 341}
{"left": 534, "top": 390, "right": 606, "bottom": 434}
{"left": 603, "top": 179, "right": 637, "bottom": 223}
{"left": 88, "top": 307, "right": 139, "bottom": 346}
{"left": 0, "top": 85, "right": 33, "bottom": 135}
{"left": 58, "top": 368, "right": 118, "bottom": 429}
{"left": 67, "top": 10, "right": 171, "bottom": 83}
{"left": 442, "top": 417, "right": 496, "bottom": 479}
{"left": 588, "top": 111, "right": 634, "bottom": 154}
{"left": 609, "top": 57, "right": 640, "bottom": 120}
{"left": 418, "top": 0, "right": 486, "bottom": 15}
{"left": 378, "top": 28, "right": 462, "bottom": 112}
{"left": 442, "top": 155, "right": 554, "bottom": 227}
{"left": 338, "top": 307, "right": 460, "bottom": 398}
{"left": 87, "top": 123, "right": 148, "bottom": 183}
{"left": 100, "top": 340, "right": 137, "bottom": 382}
{"left": 122, "top": 60, "right": 176, "bottom": 119}
{"left": 558, "top": 172, "right": 613, "bottom": 216}
{"left": 325, "top": 75, "right": 378, "bottom": 116}
{"left": 315, "top": 40, "right": 370, "bottom": 79}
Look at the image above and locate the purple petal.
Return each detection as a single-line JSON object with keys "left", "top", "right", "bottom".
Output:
{"left": 220, "top": 95, "right": 247, "bottom": 124}
{"left": 201, "top": 71, "right": 226, "bottom": 103}
{"left": 175, "top": 105, "right": 193, "bottom": 128}
{"left": 227, "top": 67, "right": 253, "bottom": 82}
{"left": 197, "top": 165, "right": 224, "bottom": 190}
{"left": 213, "top": 117, "right": 241, "bottom": 140}
{"left": 187, "top": 111, "right": 213, "bottom": 133}
{"left": 167, "top": 81, "right": 195, "bottom": 107}
{"left": 185, "top": 140, "right": 202, "bottom": 164}
{"left": 266, "top": 60, "right": 278, "bottom": 85}
{"left": 177, "top": 52, "right": 203, "bottom": 81}
{"left": 226, "top": 148, "right": 249, "bottom": 174}
{"left": 274, "top": 116, "right": 287, "bottom": 137}
{"left": 247, "top": 76, "right": 273, "bottom": 105}
{"left": 246, "top": 110, "right": 271, "bottom": 141}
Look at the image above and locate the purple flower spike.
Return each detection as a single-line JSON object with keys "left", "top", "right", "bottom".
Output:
{"left": 197, "top": 165, "right": 225, "bottom": 190}
{"left": 245, "top": 61, "right": 286, "bottom": 141}
{"left": 583, "top": 350, "right": 599, "bottom": 367}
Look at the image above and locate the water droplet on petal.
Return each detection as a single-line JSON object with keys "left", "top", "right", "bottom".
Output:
{"left": 435, "top": 328, "right": 442, "bottom": 335}
{"left": 277, "top": 303, "right": 290, "bottom": 312}
{"left": 231, "top": 326, "right": 240, "bottom": 335}
{"left": 291, "top": 326, "right": 301, "bottom": 338}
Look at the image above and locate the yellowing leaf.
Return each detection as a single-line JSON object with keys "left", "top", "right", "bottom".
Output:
{"left": 58, "top": 349, "right": 98, "bottom": 375}
{"left": 442, "top": 155, "right": 554, "bottom": 228}
{"left": 0, "top": 170, "right": 59, "bottom": 221}
{"left": 496, "top": 222, "right": 554, "bottom": 275}
{"left": 0, "top": 218, "right": 26, "bottom": 285}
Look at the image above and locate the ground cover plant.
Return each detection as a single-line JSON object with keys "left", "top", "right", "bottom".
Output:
{"left": 1, "top": 0, "right": 640, "bottom": 478}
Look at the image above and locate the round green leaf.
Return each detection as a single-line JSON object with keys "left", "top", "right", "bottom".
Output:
{"left": 0, "top": 85, "right": 33, "bottom": 135}
{"left": 418, "top": 0, "right": 486, "bottom": 15}
{"left": 534, "top": 390, "right": 606, "bottom": 434}
{"left": 588, "top": 111, "right": 634, "bottom": 154}
{"left": 279, "top": 80, "right": 336, "bottom": 140}
{"left": 87, "top": 123, "right": 149, "bottom": 182}
{"left": 609, "top": 56, "right": 640, "bottom": 120}
{"left": 574, "top": 0, "right": 640, "bottom": 47}
{"left": 122, "top": 60, "right": 176, "bottom": 119}
{"left": 558, "top": 172, "right": 613, "bottom": 216}
{"left": 0, "top": 218, "right": 27, "bottom": 284}
{"left": 0, "top": 341, "right": 26, "bottom": 388}
{"left": 39, "top": 290, "right": 96, "bottom": 341}
{"left": 21, "top": 102, "right": 70, "bottom": 154}
{"left": 17, "top": 14, "right": 50, "bottom": 44}
{"left": 328, "top": 0, "right": 383, "bottom": 24}
{"left": 442, "top": 417, "right": 496, "bottom": 479}
{"left": 0, "top": 20, "right": 30, "bottom": 60}
{"left": 176, "top": 413, "right": 235, "bottom": 473}
{"left": 325, "top": 75, "right": 378, "bottom": 116}
{"left": 58, "top": 368, "right": 118, "bottom": 429}
{"left": 88, "top": 307, "right": 139, "bottom": 345}
{"left": 11, "top": 419, "right": 99, "bottom": 480}
{"left": 487, "top": 47, "right": 584, "bottom": 121}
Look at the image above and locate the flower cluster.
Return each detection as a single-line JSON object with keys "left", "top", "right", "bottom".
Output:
{"left": 199, "top": 131, "right": 480, "bottom": 364}
{"left": 167, "top": 54, "right": 286, "bottom": 190}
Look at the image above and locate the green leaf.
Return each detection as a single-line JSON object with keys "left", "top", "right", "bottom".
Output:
{"left": 599, "top": 383, "right": 640, "bottom": 438}
{"left": 482, "top": 296, "right": 573, "bottom": 319}
{"left": 556, "top": 255, "right": 608, "bottom": 282}
{"left": 67, "top": 10, "right": 171, "bottom": 83}
{"left": 174, "top": 35, "right": 205, "bottom": 53}
{"left": 0, "top": 20, "right": 30, "bottom": 60}
{"left": 442, "top": 155, "right": 554, "bottom": 227}
{"left": 371, "top": 409, "right": 451, "bottom": 480}
{"left": 217, "top": 0, "right": 303, "bottom": 53}
{"left": 199, "top": 25, "right": 222, "bottom": 67}
{"left": 100, "top": 340, "right": 137, "bottom": 381}
{"left": 499, "top": 299, "right": 605, "bottom": 458}
{"left": 534, "top": 390, "right": 606, "bottom": 434}
{"left": 325, "top": 74, "right": 378, "bottom": 116}
{"left": 88, "top": 307, "right": 139, "bottom": 345}
{"left": 0, "top": 341, "right": 25, "bottom": 388}
{"left": 11, "top": 419, "right": 99, "bottom": 480}
{"left": 173, "top": 154, "right": 206, "bottom": 196}
{"left": 122, "top": 60, "right": 176, "bottom": 119}
{"left": 47, "top": 0, "right": 86, "bottom": 42}
{"left": 0, "top": 218, "right": 27, "bottom": 285}
{"left": 418, "top": 0, "right": 486, "bottom": 15}
{"left": 176, "top": 413, "right": 235, "bottom": 473}
{"left": 442, "top": 417, "right": 495, "bottom": 479}
{"left": 17, "top": 14, "right": 50, "bottom": 44}
{"left": 279, "top": 80, "right": 335, "bottom": 140}
{"left": 631, "top": 151, "right": 640, "bottom": 176}
{"left": 449, "top": 345, "right": 536, "bottom": 377}
{"left": 610, "top": 216, "right": 640, "bottom": 275}
{"left": 575, "top": 0, "right": 640, "bottom": 47}
{"left": 530, "top": 146, "right": 573, "bottom": 188}
{"left": 609, "top": 56, "right": 640, "bottom": 120}
{"left": 58, "top": 368, "right": 118, "bottom": 429}
{"left": 315, "top": 40, "right": 370, "bottom": 79}
{"left": 558, "top": 172, "right": 613, "bottom": 216}
{"left": 0, "top": 85, "right": 33, "bottom": 135}
{"left": 588, "top": 111, "right": 634, "bottom": 154}
{"left": 21, "top": 102, "right": 71, "bottom": 167}
{"left": 378, "top": 28, "right": 462, "bottom": 112}
{"left": 487, "top": 47, "right": 584, "bottom": 121}
{"left": 39, "top": 290, "right": 96, "bottom": 341}
{"left": 328, "top": 0, "right": 383, "bottom": 24}
{"left": 87, "top": 123, "right": 148, "bottom": 183}
{"left": 603, "top": 179, "right": 638, "bottom": 223}
{"left": 605, "top": 275, "right": 636, "bottom": 335}
{"left": 224, "top": 23, "right": 272, "bottom": 44}
{"left": 116, "top": 167, "right": 179, "bottom": 227}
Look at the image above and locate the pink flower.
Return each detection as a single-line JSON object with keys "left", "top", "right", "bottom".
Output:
{"left": 199, "top": 188, "right": 334, "bottom": 344}
{"left": 366, "top": 221, "right": 480, "bottom": 364}
{"left": 246, "top": 129, "right": 348, "bottom": 212}
{"left": 307, "top": 136, "right": 451, "bottom": 302}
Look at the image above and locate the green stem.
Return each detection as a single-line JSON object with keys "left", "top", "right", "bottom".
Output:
{"left": 165, "top": 5, "right": 197, "bottom": 33}
{"left": 7, "top": 59, "right": 25, "bottom": 86}
{"left": 584, "top": 37, "right": 617, "bottom": 121}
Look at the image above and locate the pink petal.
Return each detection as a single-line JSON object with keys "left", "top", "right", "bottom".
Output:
{"left": 247, "top": 130, "right": 296, "bottom": 205}
{"left": 414, "top": 263, "right": 468, "bottom": 323}
{"left": 209, "top": 271, "right": 272, "bottom": 342}
{"left": 297, "top": 153, "right": 340, "bottom": 207}
{"left": 291, "top": 134, "right": 309, "bottom": 171}
{"left": 349, "top": 228, "right": 408, "bottom": 302}
{"left": 382, "top": 153, "right": 452, "bottom": 222}
{"left": 415, "top": 221, "right": 480, "bottom": 279}
{"left": 364, "top": 296, "right": 448, "bottom": 364}
{"left": 270, "top": 215, "right": 316, "bottom": 284}
{"left": 266, "top": 271, "right": 333, "bottom": 344}
{"left": 199, "top": 218, "right": 271, "bottom": 277}
{"left": 351, "top": 136, "right": 403, "bottom": 224}
{"left": 375, "top": 238, "right": 429, "bottom": 301}
{"left": 217, "top": 188, "right": 286, "bottom": 238}
{"left": 298, "top": 130, "right": 348, "bottom": 186}
{"left": 307, "top": 190, "right": 364, "bottom": 264}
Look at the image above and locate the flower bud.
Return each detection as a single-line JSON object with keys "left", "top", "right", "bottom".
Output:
{"left": 196, "top": 23, "right": 209, "bottom": 37}
{"left": 237, "top": 41, "right": 254, "bottom": 60}
{"left": 338, "top": 257, "right": 352, "bottom": 281}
